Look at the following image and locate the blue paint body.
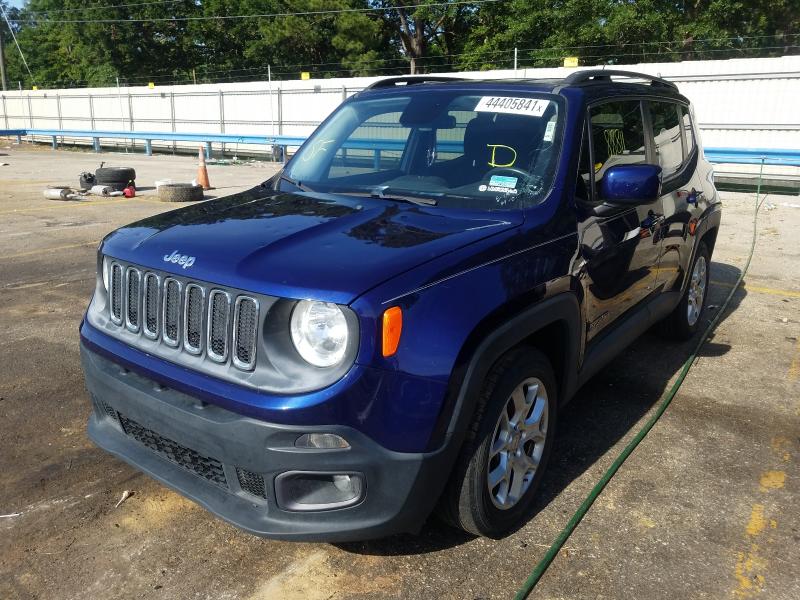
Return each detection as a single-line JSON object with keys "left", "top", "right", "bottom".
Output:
{"left": 80, "top": 79, "right": 718, "bottom": 456}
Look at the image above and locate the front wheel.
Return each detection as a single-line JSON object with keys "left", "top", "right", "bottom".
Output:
{"left": 438, "top": 348, "right": 557, "bottom": 537}
{"left": 659, "top": 241, "right": 710, "bottom": 340}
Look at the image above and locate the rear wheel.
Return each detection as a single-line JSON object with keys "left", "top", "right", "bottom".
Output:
{"left": 438, "top": 348, "right": 557, "bottom": 537}
{"left": 659, "top": 241, "right": 710, "bottom": 340}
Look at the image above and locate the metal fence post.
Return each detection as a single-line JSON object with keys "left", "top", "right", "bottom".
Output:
{"left": 89, "top": 93, "right": 96, "bottom": 130}
{"left": 219, "top": 90, "right": 225, "bottom": 155}
{"left": 126, "top": 91, "right": 134, "bottom": 152}
{"left": 56, "top": 92, "right": 62, "bottom": 129}
{"left": 26, "top": 93, "right": 33, "bottom": 128}
{"left": 219, "top": 90, "right": 225, "bottom": 133}
{"left": 127, "top": 92, "right": 134, "bottom": 131}
{"left": 277, "top": 88, "right": 283, "bottom": 135}
{"left": 2, "top": 95, "right": 8, "bottom": 129}
{"left": 342, "top": 85, "right": 347, "bottom": 102}
{"left": 170, "top": 91, "right": 176, "bottom": 152}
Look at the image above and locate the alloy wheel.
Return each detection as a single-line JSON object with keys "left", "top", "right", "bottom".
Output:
{"left": 487, "top": 377, "right": 549, "bottom": 510}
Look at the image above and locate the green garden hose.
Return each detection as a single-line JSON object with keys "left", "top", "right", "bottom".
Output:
{"left": 514, "top": 160, "right": 766, "bottom": 599}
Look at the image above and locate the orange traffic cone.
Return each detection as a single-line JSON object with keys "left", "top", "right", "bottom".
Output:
{"left": 197, "top": 145, "right": 212, "bottom": 190}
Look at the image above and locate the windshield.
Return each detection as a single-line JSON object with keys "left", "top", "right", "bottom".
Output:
{"left": 283, "top": 90, "right": 563, "bottom": 210}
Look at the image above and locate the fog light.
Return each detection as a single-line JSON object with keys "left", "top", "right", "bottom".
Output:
{"left": 275, "top": 472, "right": 364, "bottom": 511}
{"left": 295, "top": 433, "right": 350, "bottom": 449}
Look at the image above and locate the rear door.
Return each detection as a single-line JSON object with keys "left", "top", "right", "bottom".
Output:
{"left": 576, "top": 98, "right": 662, "bottom": 341}
{"left": 645, "top": 99, "right": 704, "bottom": 293}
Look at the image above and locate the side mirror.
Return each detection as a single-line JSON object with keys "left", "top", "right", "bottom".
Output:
{"left": 599, "top": 164, "right": 662, "bottom": 205}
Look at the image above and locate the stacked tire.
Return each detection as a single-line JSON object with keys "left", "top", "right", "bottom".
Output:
{"left": 157, "top": 183, "right": 204, "bottom": 202}
{"left": 95, "top": 167, "right": 136, "bottom": 192}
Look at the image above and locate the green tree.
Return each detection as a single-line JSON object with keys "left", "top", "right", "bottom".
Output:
{"left": 374, "top": 0, "right": 479, "bottom": 73}
{"left": 0, "top": 0, "right": 796, "bottom": 89}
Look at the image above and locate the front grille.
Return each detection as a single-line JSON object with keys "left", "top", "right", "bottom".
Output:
{"left": 183, "top": 284, "right": 204, "bottom": 354}
{"left": 143, "top": 273, "right": 160, "bottom": 339}
{"left": 233, "top": 297, "right": 259, "bottom": 370}
{"left": 125, "top": 267, "right": 141, "bottom": 332}
{"left": 207, "top": 290, "right": 231, "bottom": 362}
{"left": 118, "top": 413, "right": 228, "bottom": 488}
{"left": 162, "top": 278, "right": 182, "bottom": 347}
{"left": 236, "top": 467, "right": 267, "bottom": 499}
{"left": 105, "top": 260, "right": 260, "bottom": 372}
{"left": 109, "top": 263, "right": 123, "bottom": 324}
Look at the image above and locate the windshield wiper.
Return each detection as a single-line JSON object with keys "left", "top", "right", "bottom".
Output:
{"left": 340, "top": 186, "right": 438, "bottom": 206}
{"left": 279, "top": 173, "right": 316, "bottom": 193}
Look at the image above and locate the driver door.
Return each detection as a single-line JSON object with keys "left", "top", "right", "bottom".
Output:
{"left": 576, "top": 99, "right": 663, "bottom": 342}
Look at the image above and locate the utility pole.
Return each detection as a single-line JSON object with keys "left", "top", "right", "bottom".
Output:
{"left": 0, "top": 27, "right": 7, "bottom": 91}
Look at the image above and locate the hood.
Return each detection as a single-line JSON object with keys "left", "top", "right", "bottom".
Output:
{"left": 101, "top": 189, "right": 522, "bottom": 304}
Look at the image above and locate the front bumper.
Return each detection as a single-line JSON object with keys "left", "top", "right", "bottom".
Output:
{"left": 82, "top": 345, "right": 455, "bottom": 541}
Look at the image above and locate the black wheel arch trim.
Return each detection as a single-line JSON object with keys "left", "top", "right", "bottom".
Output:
{"left": 427, "top": 292, "right": 582, "bottom": 453}
{"left": 679, "top": 203, "right": 722, "bottom": 295}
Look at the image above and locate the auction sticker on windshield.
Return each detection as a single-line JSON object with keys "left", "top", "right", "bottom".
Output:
{"left": 475, "top": 96, "right": 550, "bottom": 117}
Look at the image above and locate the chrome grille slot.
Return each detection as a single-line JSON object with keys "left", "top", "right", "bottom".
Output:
{"left": 103, "top": 260, "right": 263, "bottom": 374}
{"left": 162, "top": 278, "right": 182, "bottom": 347}
{"left": 183, "top": 284, "right": 205, "bottom": 354}
{"left": 125, "top": 267, "right": 141, "bottom": 332}
{"left": 233, "top": 297, "right": 259, "bottom": 370}
{"left": 142, "top": 273, "right": 160, "bottom": 339}
{"left": 207, "top": 290, "right": 231, "bottom": 362}
{"left": 109, "top": 263, "right": 123, "bottom": 324}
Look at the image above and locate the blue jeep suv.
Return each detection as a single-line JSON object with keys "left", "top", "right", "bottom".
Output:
{"left": 81, "top": 70, "right": 721, "bottom": 541}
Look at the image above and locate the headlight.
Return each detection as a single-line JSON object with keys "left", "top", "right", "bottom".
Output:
{"left": 102, "top": 256, "right": 109, "bottom": 291}
{"left": 290, "top": 300, "right": 349, "bottom": 367}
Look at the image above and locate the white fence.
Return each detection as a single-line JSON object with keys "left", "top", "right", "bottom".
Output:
{"left": 1, "top": 55, "right": 798, "bottom": 155}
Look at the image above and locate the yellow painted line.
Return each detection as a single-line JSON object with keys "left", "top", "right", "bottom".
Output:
{"left": 734, "top": 544, "right": 767, "bottom": 598}
{"left": 745, "top": 503, "right": 766, "bottom": 536}
{"left": 0, "top": 198, "right": 131, "bottom": 215}
{"left": 0, "top": 196, "right": 170, "bottom": 215}
{"left": 733, "top": 504, "right": 770, "bottom": 598}
{"left": 0, "top": 240, "right": 99, "bottom": 260}
{"left": 759, "top": 470, "right": 786, "bottom": 491}
{"left": 710, "top": 279, "right": 800, "bottom": 299}
{"left": 789, "top": 336, "right": 800, "bottom": 383}
{"left": 771, "top": 436, "right": 792, "bottom": 462}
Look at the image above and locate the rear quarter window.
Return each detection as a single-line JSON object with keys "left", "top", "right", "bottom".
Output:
{"left": 649, "top": 101, "right": 684, "bottom": 178}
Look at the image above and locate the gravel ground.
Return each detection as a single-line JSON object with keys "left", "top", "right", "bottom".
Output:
{"left": 1, "top": 143, "right": 798, "bottom": 600}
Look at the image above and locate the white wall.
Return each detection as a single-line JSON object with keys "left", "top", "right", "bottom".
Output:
{"left": 1, "top": 55, "right": 798, "bottom": 153}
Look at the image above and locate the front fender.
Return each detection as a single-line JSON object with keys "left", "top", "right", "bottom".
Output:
{"left": 431, "top": 293, "right": 582, "bottom": 451}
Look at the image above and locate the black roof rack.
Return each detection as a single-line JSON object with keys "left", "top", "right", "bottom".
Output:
{"left": 562, "top": 69, "right": 678, "bottom": 90}
{"left": 365, "top": 76, "right": 466, "bottom": 90}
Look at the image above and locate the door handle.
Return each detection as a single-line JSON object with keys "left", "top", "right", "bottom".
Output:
{"left": 687, "top": 188, "right": 704, "bottom": 205}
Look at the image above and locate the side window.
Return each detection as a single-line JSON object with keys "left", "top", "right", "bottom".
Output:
{"left": 576, "top": 124, "right": 592, "bottom": 202}
{"left": 328, "top": 112, "right": 411, "bottom": 179}
{"left": 649, "top": 101, "right": 684, "bottom": 178}
{"left": 589, "top": 100, "right": 646, "bottom": 185}
{"left": 681, "top": 105, "right": 696, "bottom": 157}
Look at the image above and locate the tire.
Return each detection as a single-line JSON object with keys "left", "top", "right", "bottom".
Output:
{"left": 438, "top": 347, "right": 557, "bottom": 537}
{"left": 658, "top": 241, "right": 710, "bottom": 340}
{"left": 158, "top": 183, "right": 204, "bottom": 203}
{"left": 95, "top": 166, "right": 136, "bottom": 187}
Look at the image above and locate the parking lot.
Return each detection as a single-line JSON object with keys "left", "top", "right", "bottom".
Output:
{"left": 0, "top": 144, "right": 798, "bottom": 599}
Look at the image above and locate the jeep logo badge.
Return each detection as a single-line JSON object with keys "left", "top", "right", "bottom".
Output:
{"left": 163, "top": 250, "right": 196, "bottom": 269}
